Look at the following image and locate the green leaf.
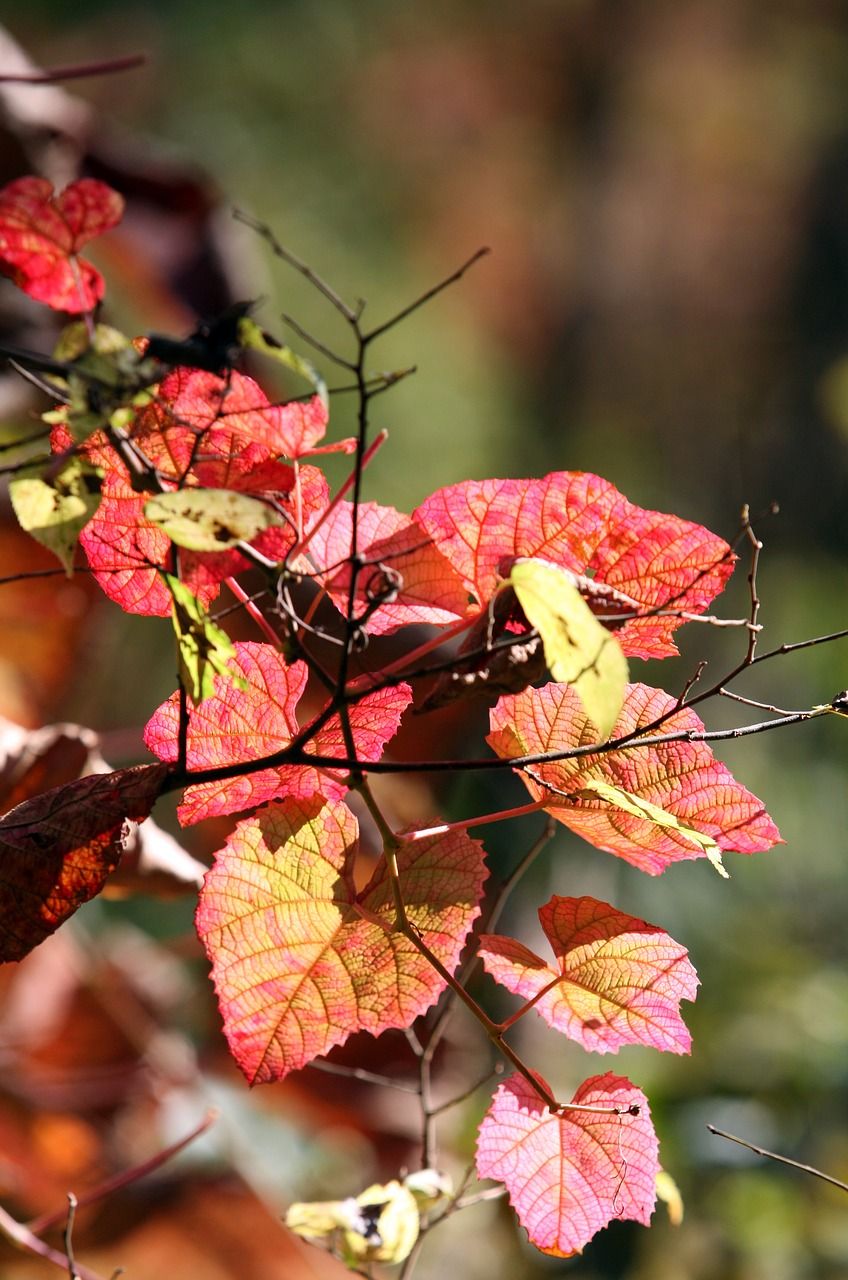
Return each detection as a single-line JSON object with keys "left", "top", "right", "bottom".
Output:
{"left": 164, "top": 574, "right": 239, "bottom": 704}
{"left": 144, "top": 489, "right": 282, "bottom": 552}
{"left": 576, "top": 779, "right": 729, "bottom": 878}
{"left": 51, "top": 322, "right": 160, "bottom": 443}
{"left": 510, "top": 557, "right": 628, "bottom": 739}
{"left": 9, "top": 457, "right": 101, "bottom": 573}
{"left": 237, "top": 316, "right": 329, "bottom": 409}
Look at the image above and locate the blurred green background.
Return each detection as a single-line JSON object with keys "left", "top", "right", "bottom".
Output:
{"left": 4, "top": 2, "right": 848, "bottom": 1278}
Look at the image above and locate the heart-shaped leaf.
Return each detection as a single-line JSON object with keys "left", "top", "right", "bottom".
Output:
{"left": 476, "top": 1071, "right": 658, "bottom": 1256}
{"left": 197, "top": 794, "right": 487, "bottom": 1083}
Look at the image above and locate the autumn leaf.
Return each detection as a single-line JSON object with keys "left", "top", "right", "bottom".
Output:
{"left": 416, "top": 472, "right": 734, "bottom": 658}
{"left": 0, "top": 177, "right": 124, "bottom": 313}
{"left": 164, "top": 575, "right": 238, "bottom": 704}
{"left": 510, "top": 557, "right": 628, "bottom": 737}
{"left": 143, "top": 641, "right": 412, "bottom": 823}
{"left": 196, "top": 794, "right": 487, "bottom": 1083}
{"left": 144, "top": 489, "right": 283, "bottom": 552}
{"left": 476, "top": 1072, "right": 658, "bottom": 1257}
{"left": 0, "top": 763, "right": 167, "bottom": 961}
{"left": 479, "top": 895, "right": 698, "bottom": 1054}
{"left": 307, "top": 501, "right": 470, "bottom": 635}
{"left": 488, "top": 682, "right": 781, "bottom": 874}
{"left": 9, "top": 457, "right": 101, "bottom": 574}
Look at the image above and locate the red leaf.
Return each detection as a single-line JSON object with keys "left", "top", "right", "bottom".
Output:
{"left": 0, "top": 177, "right": 123, "bottom": 312}
{"left": 196, "top": 794, "right": 487, "bottom": 1083}
{"left": 78, "top": 469, "right": 176, "bottom": 616}
{"left": 144, "top": 641, "right": 412, "bottom": 824}
{"left": 476, "top": 1072, "right": 658, "bottom": 1257}
{"left": 479, "top": 895, "right": 698, "bottom": 1054}
{"left": 307, "top": 502, "right": 469, "bottom": 634}
{"left": 129, "top": 368, "right": 303, "bottom": 483}
{"left": 488, "top": 682, "right": 781, "bottom": 874}
{"left": 415, "top": 472, "right": 734, "bottom": 658}
{"left": 0, "top": 763, "right": 166, "bottom": 961}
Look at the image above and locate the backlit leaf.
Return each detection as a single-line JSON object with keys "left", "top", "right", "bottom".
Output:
{"left": 307, "top": 501, "right": 469, "bottom": 634}
{"left": 479, "top": 895, "right": 698, "bottom": 1053}
{"left": 196, "top": 794, "right": 487, "bottom": 1082}
{"left": 476, "top": 1071, "right": 658, "bottom": 1256}
{"left": 165, "top": 575, "right": 238, "bottom": 704}
{"left": 144, "top": 489, "right": 282, "bottom": 552}
{"left": 510, "top": 558, "right": 628, "bottom": 737}
{"left": 0, "top": 763, "right": 166, "bottom": 961}
{"left": 0, "top": 177, "right": 123, "bottom": 312}
{"left": 9, "top": 457, "right": 101, "bottom": 573}
{"left": 143, "top": 641, "right": 412, "bottom": 823}
{"left": 416, "top": 472, "right": 734, "bottom": 658}
{"left": 488, "top": 682, "right": 781, "bottom": 874}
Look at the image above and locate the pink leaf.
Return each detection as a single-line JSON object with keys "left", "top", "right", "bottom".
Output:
{"left": 479, "top": 895, "right": 698, "bottom": 1053}
{"left": 196, "top": 794, "right": 487, "bottom": 1083}
{"left": 144, "top": 641, "right": 411, "bottom": 824}
{"left": 415, "top": 472, "right": 734, "bottom": 658}
{"left": 307, "top": 501, "right": 469, "bottom": 634}
{"left": 488, "top": 682, "right": 781, "bottom": 874}
{"left": 0, "top": 177, "right": 124, "bottom": 312}
{"left": 476, "top": 1071, "right": 658, "bottom": 1256}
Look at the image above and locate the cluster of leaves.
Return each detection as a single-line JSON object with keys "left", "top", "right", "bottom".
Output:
{"left": 0, "top": 176, "right": 801, "bottom": 1271}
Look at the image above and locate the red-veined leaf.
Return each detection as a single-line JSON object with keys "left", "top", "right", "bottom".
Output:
{"left": 415, "top": 472, "right": 734, "bottom": 658}
{"left": 78, "top": 469, "right": 177, "bottom": 616}
{"left": 476, "top": 1071, "right": 658, "bottom": 1257}
{"left": 479, "top": 895, "right": 698, "bottom": 1054}
{"left": 488, "top": 682, "right": 781, "bottom": 874}
{"left": 0, "top": 763, "right": 166, "bottom": 961}
{"left": 307, "top": 501, "right": 469, "bottom": 634}
{"left": 0, "top": 177, "right": 123, "bottom": 313}
{"left": 196, "top": 794, "right": 487, "bottom": 1083}
{"left": 144, "top": 641, "right": 412, "bottom": 823}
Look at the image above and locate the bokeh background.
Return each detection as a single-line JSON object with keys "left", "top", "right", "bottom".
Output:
{"left": 1, "top": 3, "right": 848, "bottom": 1278}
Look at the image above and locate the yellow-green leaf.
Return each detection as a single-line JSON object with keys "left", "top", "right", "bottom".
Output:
{"left": 145, "top": 489, "right": 282, "bottom": 552}
{"left": 576, "top": 779, "right": 729, "bottom": 878}
{"left": 510, "top": 557, "right": 628, "bottom": 739}
{"left": 238, "top": 316, "right": 328, "bottom": 408}
{"left": 164, "top": 574, "right": 239, "bottom": 704}
{"left": 286, "top": 1180, "right": 420, "bottom": 1266}
{"left": 9, "top": 457, "right": 101, "bottom": 573}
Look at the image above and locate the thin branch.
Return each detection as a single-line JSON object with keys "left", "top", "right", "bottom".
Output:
{"left": 363, "top": 248, "right": 491, "bottom": 345}
{"left": 26, "top": 1111, "right": 218, "bottom": 1236}
{"left": 233, "top": 210, "right": 357, "bottom": 323}
{"left": 0, "top": 1204, "right": 107, "bottom": 1280}
{"left": 0, "top": 54, "right": 146, "bottom": 83}
{"left": 279, "top": 311, "right": 355, "bottom": 372}
{"left": 306, "top": 1058, "right": 419, "bottom": 1094}
{"left": 707, "top": 1125, "right": 848, "bottom": 1194}
{"left": 64, "top": 1195, "right": 79, "bottom": 1280}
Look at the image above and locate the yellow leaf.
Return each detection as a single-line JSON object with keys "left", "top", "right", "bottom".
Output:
{"left": 510, "top": 558, "right": 628, "bottom": 739}
{"left": 577, "top": 779, "right": 729, "bottom": 878}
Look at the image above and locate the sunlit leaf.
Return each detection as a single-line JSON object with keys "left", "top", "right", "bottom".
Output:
{"left": 164, "top": 575, "right": 238, "bottom": 704}
{"left": 0, "top": 764, "right": 166, "bottom": 961}
{"left": 197, "top": 794, "right": 487, "bottom": 1082}
{"left": 143, "top": 641, "right": 412, "bottom": 823}
{"left": 479, "top": 895, "right": 698, "bottom": 1053}
{"left": 307, "top": 501, "right": 469, "bottom": 635}
{"left": 510, "top": 557, "right": 628, "bottom": 737}
{"left": 416, "top": 472, "right": 734, "bottom": 658}
{"left": 9, "top": 457, "right": 101, "bottom": 573}
{"left": 0, "top": 177, "right": 123, "bottom": 312}
{"left": 488, "top": 682, "right": 781, "bottom": 874}
{"left": 145, "top": 488, "right": 282, "bottom": 552}
{"left": 476, "top": 1071, "right": 658, "bottom": 1256}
